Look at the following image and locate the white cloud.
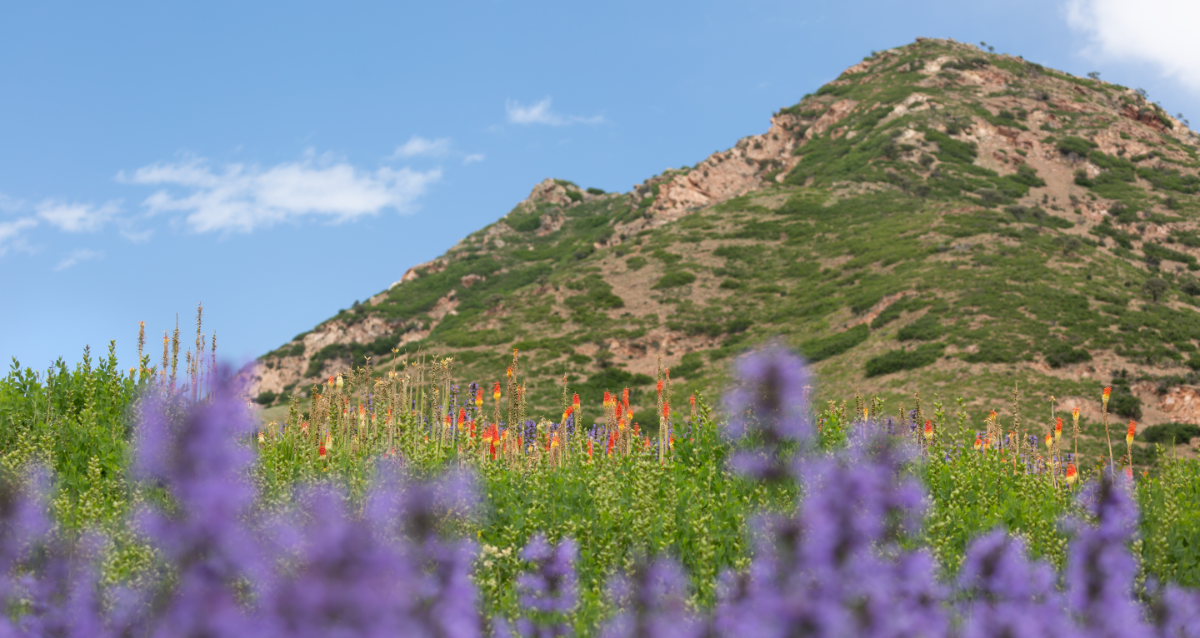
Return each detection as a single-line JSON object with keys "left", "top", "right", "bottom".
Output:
{"left": 54, "top": 248, "right": 102, "bottom": 271}
{"left": 506, "top": 98, "right": 604, "bottom": 126}
{"left": 119, "top": 152, "right": 442, "bottom": 233}
{"left": 463, "top": 153, "right": 486, "bottom": 165}
{"left": 1066, "top": 0, "right": 1200, "bottom": 90}
{"left": 0, "top": 217, "right": 37, "bottom": 256}
{"left": 36, "top": 200, "right": 120, "bottom": 232}
{"left": 390, "top": 135, "right": 452, "bottom": 159}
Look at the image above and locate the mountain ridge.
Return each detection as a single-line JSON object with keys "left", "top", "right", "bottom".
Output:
{"left": 245, "top": 37, "right": 1200, "bottom": 462}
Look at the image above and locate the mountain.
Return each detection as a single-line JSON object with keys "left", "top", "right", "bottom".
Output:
{"left": 246, "top": 37, "right": 1200, "bottom": 455}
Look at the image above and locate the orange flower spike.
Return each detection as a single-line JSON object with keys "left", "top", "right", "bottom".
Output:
{"left": 1045, "top": 433, "right": 1053, "bottom": 450}
{"left": 662, "top": 403, "right": 670, "bottom": 421}
{"left": 563, "top": 406, "right": 573, "bottom": 424}
{"left": 506, "top": 366, "right": 513, "bottom": 379}
{"left": 690, "top": 394, "right": 696, "bottom": 408}
{"left": 318, "top": 444, "right": 326, "bottom": 459}
{"left": 923, "top": 420, "right": 933, "bottom": 441}
{"left": 1125, "top": 465, "right": 1134, "bottom": 480}
{"left": 622, "top": 388, "right": 630, "bottom": 405}
{"left": 1055, "top": 417, "right": 1064, "bottom": 441}
{"left": 656, "top": 380, "right": 663, "bottom": 397}
{"left": 1065, "top": 463, "right": 1078, "bottom": 485}
{"left": 974, "top": 435, "right": 982, "bottom": 451}
{"left": 1103, "top": 387, "right": 1112, "bottom": 410}
{"left": 476, "top": 387, "right": 484, "bottom": 407}
{"left": 604, "top": 390, "right": 612, "bottom": 407}
{"left": 588, "top": 438, "right": 593, "bottom": 459}
{"left": 1072, "top": 406, "right": 1081, "bottom": 423}
{"left": 572, "top": 393, "right": 580, "bottom": 412}
{"left": 493, "top": 382, "right": 501, "bottom": 401}
{"left": 1127, "top": 421, "right": 1137, "bottom": 446}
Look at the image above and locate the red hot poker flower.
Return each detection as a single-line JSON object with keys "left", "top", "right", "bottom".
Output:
{"left": 1127, "top": 421, "right": 1137, "bottom": 445}
{"left": 1055, "top": 417, "right": 1064, "bottom": 441}
{"left": 476, "top": 387, "right": 484, "bottom": 407}
{"left": 493, "top": 382, "right": 501, "bottom": 401}
{"left": 923, "top": 420, "right": 933, "bottom": 440}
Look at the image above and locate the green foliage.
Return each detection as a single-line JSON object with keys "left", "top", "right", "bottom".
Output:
{"left": 1139, "top": 456, "right": 1200, "bottom": 587}
{"left": 1109, "top": 391, "right": 1143, "bottom": 419}
{"left": 799, "top": 325, "right": 869, "bottom": 362}
{"left": 864, "top": 343, "right": 943, "bottom": 377}
{"left": 1056, "top": 136, "right": 1098, "bottom": 156}
{"left": 1138, "top": 166, "right": 1200, "bottom": 194}
{"left": 1140, "top": 423, "right": 1200, "bottom": 445}
{"left": 652, "top": 271, "right": 697, "bottom": 289}
{"left": 626, "top": 256, "right": 648, "bottom": 271}
{"left": 255, "top": 391, "right": 278, "bottom": 405}
{"left": 922, "top": 449, "right": 1073, "bottom": 573}
{"left": 924, "top": 129, "right": 977, "bottom": 164}
{"left": 897, "top": 315, "right": 943, "bottom": 341}
{"left": 1043, "top": 343, "right": 1093, "bottom": 368}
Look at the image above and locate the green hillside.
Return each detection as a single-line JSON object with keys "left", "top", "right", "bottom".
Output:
{"left": 249, "top": 37, "right": 1200, "bottom": 469}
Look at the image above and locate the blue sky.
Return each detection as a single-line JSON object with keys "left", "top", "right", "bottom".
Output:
{"left": 3, "top": 0, "right": 1199, "bottom": 371}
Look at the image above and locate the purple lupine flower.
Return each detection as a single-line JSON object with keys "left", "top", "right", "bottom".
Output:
{"left": 510, "top": 534, "right": 578, "bottom": 637}
{"left": 602, "top": 557, "right": 703, "bottom": 638}
{"left": 132, "top": 366, "right": 266, "bottom": 637}
{"left": 957, "top": 530, "right": 1073, "bottom": 638}
{"left": 723, "top": 344, "right": 812, "bottom": 442}
{"left": 1065, "top": 473, "right": 1150, "bottom": 638}
{"left": 723, "top": 345, "right": 812, "bottom": 482}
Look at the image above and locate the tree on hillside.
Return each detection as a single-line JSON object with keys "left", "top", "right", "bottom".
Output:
{"left": 1143, "top": 276, "right": 1168, "bottom": 302}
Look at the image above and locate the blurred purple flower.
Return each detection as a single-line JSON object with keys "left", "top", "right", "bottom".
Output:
{"left": 723, "top": 344, "right": 812, "bottom": 443}
{"left": 602, "top": 557, "right": 703, "bottom": 638}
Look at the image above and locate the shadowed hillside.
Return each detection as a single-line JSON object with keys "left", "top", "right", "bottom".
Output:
{"left": 246, "top": 37, "right": 1200, "bottom": 466}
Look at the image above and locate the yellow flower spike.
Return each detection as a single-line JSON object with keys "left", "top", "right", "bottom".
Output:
{"left": 1065, "top": 463, "right": 1077, "bottom": 485}
{"left": 1102, "top": 387, "right": 1111, "bottom": 410}
{"left": 1072, "top": 406, "right": 1080, "bottom": 424}
{"left": 335, "top": 374, "right": 344, "bottom": 390}
{"left": 1045, "top": 432, "right": 1053, "bottom": 450}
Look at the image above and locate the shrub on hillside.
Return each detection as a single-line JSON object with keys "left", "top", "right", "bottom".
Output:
{"left": 1109, "top": 391, "right": 1143, "bottom": 420}
{"left": 1043, "top": 343, "right": 1093, "bottom": 368}
{"left": 799, "top": 324, "right": 869, "bottom": 362}
{"left": 1141, "top": 422, "right": 1200, "bottom": 445}
{"left": 864, "top": 343, "right": 943, "bottom": 377}
{"left": 653, "top": 271, "right": 697, "bottom": 289}
{"left": 897, "top": 315, "right": 942, "bottom": 341}
{"left": 254, "top": 390, "right": 277, "bottom": 405}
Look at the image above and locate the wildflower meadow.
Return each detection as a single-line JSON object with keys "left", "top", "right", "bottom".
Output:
{"left": 2, "top": 319, "right": 1200, "bottom": 636}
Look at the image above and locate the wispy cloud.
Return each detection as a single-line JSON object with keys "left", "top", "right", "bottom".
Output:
{"left": 390, "top": 136, "right": 452, "bottom": 159}
{"left": 119, "top": 151, "right": 442, "bottom": 233}
{"left": 462, "top": 153, "right": 486, "bottom": 165}
{"left": 36, "top": 200, "right": 121, "bottom": 233}
{"left": 0, "top": 217, "right": 38, "bottom": 256}
{"left": 1067, "top": 0, "right": 1200, "bottom": 91}
{"left": 54, "top": 248, "right": 103, "bottom": 271}
{"left": 506, "top": 98, "right": 604, "bottom": 126}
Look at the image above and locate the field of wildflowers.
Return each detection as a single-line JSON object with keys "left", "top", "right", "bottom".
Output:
{"left": 3, "top": 319, "right": 1200, "bottom": 635}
